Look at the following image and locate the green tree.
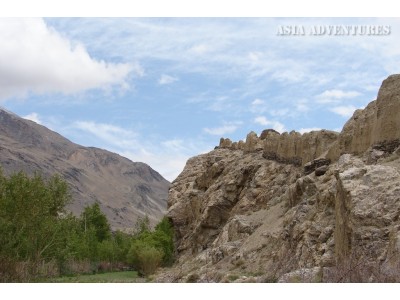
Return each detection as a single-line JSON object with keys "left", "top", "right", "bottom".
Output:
{"left": 153, "top": 217, "right": 174, "bottom": 265}
{"left": 81, "top": 203, "right": 111, "bottom": 242}
{"left": 0, "top": 171, "right": 70, "bottom": 260}
{"left": 0, "top": 170, "right": 71, "bottom": 280}
{"left": 133, "top": 215, "right": 151, "bottom": 237}
{"left": 113, "top": 231, "right": 132, "bottom": 263}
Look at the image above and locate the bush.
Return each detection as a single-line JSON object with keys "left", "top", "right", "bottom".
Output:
{"left": 127, "top": 217, "right": 174, "bottom": 276}
{"left": 128, "top": 240, "right": 163, "bottom": 276}
{"left": 137, "top": 246, "right": 163, "bottom": 276}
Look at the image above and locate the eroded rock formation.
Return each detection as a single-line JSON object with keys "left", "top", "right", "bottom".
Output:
{"left": 156, "top": 74, "right": 400, "bottom": 283}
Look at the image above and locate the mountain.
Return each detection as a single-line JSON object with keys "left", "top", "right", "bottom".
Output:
{"left": 156, "top": 74, "right": 400, "bottom": 283}
{"left": 0, "top": 108, "right": 170, "bottom": 230}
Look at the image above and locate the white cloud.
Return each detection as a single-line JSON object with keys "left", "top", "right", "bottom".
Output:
{"left": 121, "top": 138, "right": 212, "bottom": 182}
{"left": 254, "top": 116, "right": 285, "bottom": 133}
{"left": 269, "top": 108, "right": 289, "bottom": 117}
{"left": 190, "top": 44, "right": 211, "bottom": 55}
{"left": 73, "top": 121, "right": 137, "bottom": 149}
{"left": 161, "top": 139, "right": 186, "bottom": 152}
{"left": 158, "top": 74, "right": 178, "bottom": 85}
{"left": 45, "top": 18, "right": 400, "bottom": 99}
{"left": 23, "top": 112, "right": 41, "bottom": 124}
{"left": 298, "top": 127, "right": 322, "bottom": 134}
{"left": 248, "top": 52, "right": 262, "bottom": 62}
{"left": 203, "top": 124, "right": 239, "bottom": 136}
{"left": 271, "top": 69, "right": 305, "bottom": 83}
{"left": 316, "top": 89, "right": 361, "bottom": 104}
{"left": 251, "top": 98, "right": 264, "bottom": 106}
{"left": 0, "top": 18, "right": 133, "bottom": 100}
{"left": 330, "top": 105, "right": 358, "bottom": 118}
{"left": 120, "top": 149, "right": 191, "bottom": 183}
{"left": 207, "top": 96, "right": 231, "bottom": 112}
{"left": 48, "top": 18, "right": 324, "bottom": 87}
{"left": 250, "top": 98, "right": 267, "bottom": 113}
{"left": 254, "top": 116, "right": 270, "bottom": 126}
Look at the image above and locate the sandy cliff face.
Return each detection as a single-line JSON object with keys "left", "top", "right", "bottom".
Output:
{"left": 156, "top": 74, "right": 400, "bottom": 282}
{"left": 328, "top": 74, "right": 400, "bottom": 160}
{"left": 220, "top": 129, "right": 339, "bottom": 167}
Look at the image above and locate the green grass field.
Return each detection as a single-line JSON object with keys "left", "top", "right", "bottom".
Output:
{"left": 40, "top": 271, "right": 142, "bottom": 283}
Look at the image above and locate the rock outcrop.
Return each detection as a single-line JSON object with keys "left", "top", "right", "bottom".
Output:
{"left": 156, "top": 74, "right": 400, "bottom": 283}
{"left": 327, "top": 74, "right": 400, "bottom": 161}
{"left": 334, "top": 155, "right": 400, "bottom": 263}
{"left": 220, "top": 129, "right": 339, "bottom": 167}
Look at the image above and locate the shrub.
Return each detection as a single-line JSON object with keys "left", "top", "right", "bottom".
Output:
{"left": 228, "top": 274, "right": 239, "bottom": 282}
{"left": 127, "top": 216, "right": 175, "bottom": 276}
{"left": 186, "top": 273, "right": 200, "bottom": 283}
{"left": 128, "top": 240, "right": 163, "bottom": 276}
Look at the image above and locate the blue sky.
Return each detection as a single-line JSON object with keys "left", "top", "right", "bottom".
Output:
{"left": 1, "top": 17, "right": 400, "bottom": 181}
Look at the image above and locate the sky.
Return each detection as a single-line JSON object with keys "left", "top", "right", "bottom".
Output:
{"left": 1, "top": 17, "right": 400, "bottom": 181}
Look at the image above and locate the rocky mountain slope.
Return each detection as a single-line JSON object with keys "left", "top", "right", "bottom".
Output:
{"left": 0, "top": 108, "right": 169, "bottom": 230}
{"left": 156, "top": 74, "right": 400, "bottom": 282}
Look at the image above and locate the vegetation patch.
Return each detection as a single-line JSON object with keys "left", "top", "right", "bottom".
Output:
{"left": 0, "top": 169, "right": 174, "bottom": 282}
{"left": 227, "top": 274, "right": 239, "bottom": 282}
{"left": 40, "top": 271, "right": 140, "bottom": 283}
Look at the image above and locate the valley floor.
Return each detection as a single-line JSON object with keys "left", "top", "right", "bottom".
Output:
{"left": 37, "top": 271, "right": 143, "bottom": 283}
